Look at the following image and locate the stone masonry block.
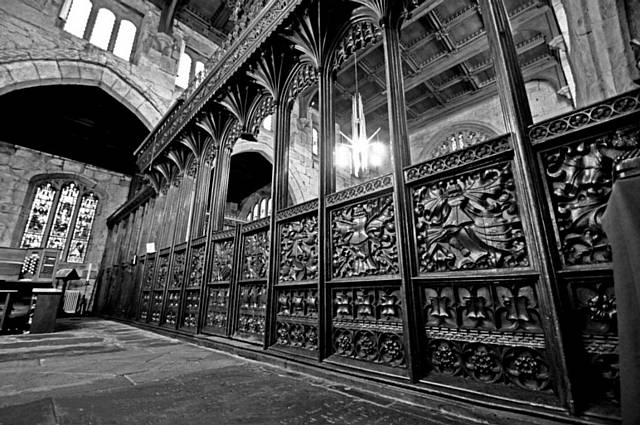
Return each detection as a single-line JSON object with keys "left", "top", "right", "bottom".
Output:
{"left": 33, "top": 60, "right": 61, "bottom": 81}
{"left": 58, "top": 60, "right": 81, "bottom": 80}
{"left": 6, "top": 61, "right": 38, "bottom": 83}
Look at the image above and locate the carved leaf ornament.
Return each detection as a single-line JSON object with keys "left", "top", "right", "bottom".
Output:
{"left": 413, "top": 163, "right": 528, "bottom": 272}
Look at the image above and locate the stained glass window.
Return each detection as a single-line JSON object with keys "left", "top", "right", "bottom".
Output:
{"left": 20, "top": 183, "right": 57, "bottom": 248}
{"left": 47, "top": 183, "right": 80, "bottom": 250}
{"left": 67, "top": 193, "right": 98, "bottom": 263}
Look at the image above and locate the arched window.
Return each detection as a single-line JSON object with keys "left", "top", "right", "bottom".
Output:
{"left": 63, "top": 0, "right": 93, "bottom": 38}
{"left": 113, "top": 20, "right": 137, "bottom": 61}
{"left": 20, "top": 178, "right": 99, "bottom": 264}
{"left": 312, "top": 127, "right": 319, "bottom": 155}
{"left": 252, "top": 203, "right": 260, "bottom": 220}
{"left": 194, "top": 60, "right": 205, "bottom": 78}
{"left": 89, "top": 8, "right": 115, "bottom": 50}
{"left": 260, "top": 199, "right": 267, "bottom": 218}
{"left": 262, "top": 115, "right": 273, "bottom": 132}
{"left": 267, "top": 198, "right": 272, "bottom": 216}
{"left": 175, "top": 52, "right": 192, "bottom": 88}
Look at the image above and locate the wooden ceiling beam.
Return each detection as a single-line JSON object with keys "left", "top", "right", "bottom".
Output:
{"left": 363, "top": 4, "right": 550, "bottom": 114}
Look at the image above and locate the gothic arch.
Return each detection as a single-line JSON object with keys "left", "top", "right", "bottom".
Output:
{"left": 231, "top": 140, "right": 301, "bottom": 206}
{"left": 0, "top": 57, "right": 164, "bottom": 129}
{"left": 415, "top": 122, "right": 499, "bottom": 162}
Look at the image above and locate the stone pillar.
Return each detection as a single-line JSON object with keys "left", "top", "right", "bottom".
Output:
{"left": 561, "top": 0, "right": 637, "bottom": 106}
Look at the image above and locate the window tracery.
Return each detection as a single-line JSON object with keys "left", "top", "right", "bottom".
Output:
{"left": 20, "top": 178, "right": 99, "bottom": 264}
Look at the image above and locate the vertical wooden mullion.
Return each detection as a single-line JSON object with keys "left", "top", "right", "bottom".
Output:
{"left": 317, "top": 65, "right": 336, "bottom": 361}
{"left": 265, "top": 99, "right": 291, "bottom": 349}
{"left": 226, "top": 225, "right": 243, "bottom": 337}
{"left": 379, "top": 17, "right": 422, "bottom": 382}
{"left": 480, "top": 0, "right": 575, "bottom": 412}
{"left": 196, "top": 158, "right": 216, "bottom": 333}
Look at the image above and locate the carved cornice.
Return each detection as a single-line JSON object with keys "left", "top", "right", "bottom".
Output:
{"left": 242, "top": 217, "right": 271, "bottom": 233}
{"left": 276, "top": 199, "right": 319, "bottom": 221}
{"left": 211, "top": 229, "right": 236, "bottom": 241}
{"left": 529, "top": 88, "right": 640, "bottom": 144}
{"left": 135, "top": 0, "right": 305, "bottom": 171}
{"left": 326, "top": 174, "right": 393, "bottom": 207}
{"left": 404, "top": 135, "right": 511, "bottom": 184}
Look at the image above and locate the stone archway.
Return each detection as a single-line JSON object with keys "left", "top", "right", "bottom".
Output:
{"left": 0, "top": 57, "right": 165, "bottom": 129}
{"left": 232, "top": 139, "right": 301, "bottom": 206}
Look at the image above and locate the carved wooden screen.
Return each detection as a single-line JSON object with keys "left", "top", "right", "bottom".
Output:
{"left": 404, "top": 135, "right": 555, "bottom": 400}
{"left": 324, "top": 175, "right": 406, "bottom": 373}
{"left": 162, "top": 242, "right": 187, "bottom": 328}
{"left": 180, "top": 238, "right": 205, "bottom": 331}
{"left": 202, "top": 232, "right": 234, "bottom": 336}
{"left": 272, "top": 199, "right": 319, "bottom": 353}
{"left": 149, "top": 248, "right": 170, "bottom": 324}
{"left": 530, "top": 99, "right": 640, "bottom": 409}
{"left": 232, "top": 219, "right": 270, "bottom": 343}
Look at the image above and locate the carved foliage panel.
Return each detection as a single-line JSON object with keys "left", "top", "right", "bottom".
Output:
{"left": 188, "top": 245, "right": 205, "bottom": 287}
{"left": 279, "top": 214, "right": 318, "bottom": 283}
{"left": 331, "top": 194, "right": 399, "bottom": 279}
{"left": 205, "top": 286, "right": 230, "bottom": 333}
{"left": 332, "top": 287, "right": 405, "bottom": 367}
{"left": 210, "top": 239, "right": 234, "bottom": 282}
{"left": 155, "top": 254, "right": 170, "bottom": 289}
{"left": 412, "top": 162, "right": 528, "bottom": 273}
{"left": 542, "top": 127, "right": 639, "bottom": 266}
{"left": 242, "top": 231, "right": 269, "bottom": 280}
{"left": 170, "top": 250, "right": 186, "bottom": 288}
{"left": 143, "top": 256, "right": 155, "bottom": 290}
{"left": 275, "top": 287, "right": 318, "bottom": 350}
{"left": 236, "top": 283, "right": 267, "bottom": 340}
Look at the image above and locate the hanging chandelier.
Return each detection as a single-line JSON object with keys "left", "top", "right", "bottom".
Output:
{"left": 335, "top": 52, "right": 384, "bottom": 178}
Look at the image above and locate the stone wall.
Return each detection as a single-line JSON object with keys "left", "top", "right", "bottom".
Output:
{"left": 0, "top": 0, "right": 220, "bottom": 128}
{"left": 0, "top": 140, "right": 130, "bottom": 299}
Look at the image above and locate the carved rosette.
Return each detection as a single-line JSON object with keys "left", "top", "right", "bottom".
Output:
{"left": 236, "top": 283, "right": 267, "bottom": 339}
{"left": 543, "top": 127, "right": 639, "bottom": 266}
{"left": 188, "top": 246, "right": 205, "bottom": 287}
{"left": 164, "top": 291, "right": 180, "bottom": 326}
{"left": 413, "top": 162, "right": 528, "bottom": 272}
{"left": 331, "top": 194, "right": 399, "bottom": 278}
{"left": 279, "top": 214, "right": 318, "bottom": 282}
{"left": 205, "top": 286, "right": 230, "bottom": 332}
{"left": 426, "top": 341, "right": 552, "bottom": 391}
{"left": 150, "top": 291, "right": 163, "bottom": 323}
{"left": 332, "top": 287, "right": 405, "bottom": 367}
{"left": 182, "top": 290, "right": 200, "bottom": 329}
{"left": 139, "top": 291, "right": 151, "bottom": 321}
{"left": 211, "top": 240, "right": 234, "bottom": 281}
{"left": 275, "top": 288, "right": 318, "bottom": 351}
{"left": 170, "top": 251, "right": 186, "bottom": 288}
{"left": 242, "top": 231, "right": 269, "bottom": 280}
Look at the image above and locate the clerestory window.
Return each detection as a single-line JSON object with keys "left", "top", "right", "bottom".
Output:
{"left": 20, "top": 179, "right": 99, "bottom": 264}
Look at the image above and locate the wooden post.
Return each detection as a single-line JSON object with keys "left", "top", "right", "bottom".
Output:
{"left": 480, "top": 0, "right": 576, "bottom": 412}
